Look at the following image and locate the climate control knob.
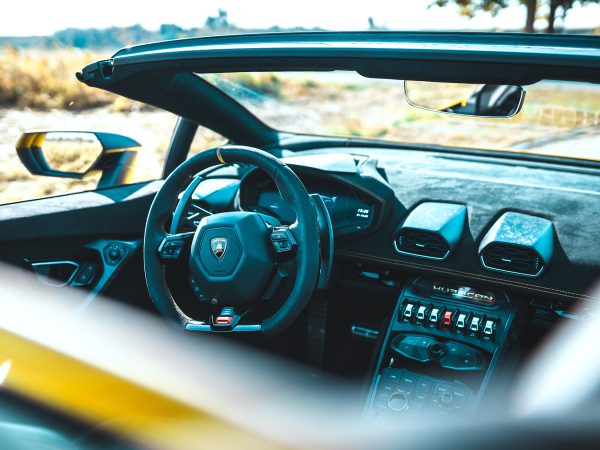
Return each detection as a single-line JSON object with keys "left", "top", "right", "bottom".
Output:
{"left": 387, "top": 393, "right": 409, "bottom": 412}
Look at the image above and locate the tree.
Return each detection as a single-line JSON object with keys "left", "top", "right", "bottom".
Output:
{"left": 431, "top": 0, "right": 535, "bottom": 31}
{"left": 523, "top": 0, "right": 536, "bottom": 32}
{"left": 205, "top": 9, "right": 230, "bottom": 31}
{"left": 431, "top": 0, "right": 599, "bottom": 33}
{"left": 546, "top": 1, "right": 599, "bottom": 33}
{"left": 432, "top": 0, "right": 508, "bottom": 17}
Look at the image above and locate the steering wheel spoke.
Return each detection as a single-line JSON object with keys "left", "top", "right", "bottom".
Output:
{"left": 170, "top": 175, "right": 215, "bottom": 234}
{"left": 157, "top": 231, "right": 194, "bottom": 261}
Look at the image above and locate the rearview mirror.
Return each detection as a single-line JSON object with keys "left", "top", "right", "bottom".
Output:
{"left": 16, "top": 130, "right": 141, "bottom": 189}
{"left": 404, "top": 81, "right": 525, "bottom": 118}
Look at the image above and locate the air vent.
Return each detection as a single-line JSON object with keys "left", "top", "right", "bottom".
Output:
{"left": 396, "top": 229, "right": 450, "bottom": 259}
{"left": 479, "top": 212, "right": 554, "bottom": 277}
{"left": 481, "top": 243, "right": 543, "bottom": 276}
{"left": 394, "top": 202, "right": 467, "bottom": 261}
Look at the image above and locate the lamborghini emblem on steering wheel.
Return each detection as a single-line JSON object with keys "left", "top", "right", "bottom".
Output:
{"left": 210, "top": 237, "right": 228, "bottom": 259}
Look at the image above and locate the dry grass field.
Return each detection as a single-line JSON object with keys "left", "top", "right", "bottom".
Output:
{"left": 1, "top": 48, "right": 599, "bottom": 205}
{"left": 0, "top": 48, "right": 114, "bottom": 110}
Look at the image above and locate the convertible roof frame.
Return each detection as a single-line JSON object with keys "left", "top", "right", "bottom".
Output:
{"left": 77, "top": 31, "right": 600, "bottom": 146}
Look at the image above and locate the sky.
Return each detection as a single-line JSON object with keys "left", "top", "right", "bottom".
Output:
{"left": 1, "top": 0, "right": 599, "bottom": 36}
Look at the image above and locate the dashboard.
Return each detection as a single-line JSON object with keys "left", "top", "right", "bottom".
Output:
{"left": 192, "top": 148, "right": 600, "bottom": 306}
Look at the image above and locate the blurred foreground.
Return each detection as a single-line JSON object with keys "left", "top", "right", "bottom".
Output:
{"left": 0, "top": 264, "right": 599, "bottom": 449}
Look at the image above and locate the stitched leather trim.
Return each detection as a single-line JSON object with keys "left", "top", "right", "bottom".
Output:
{"left": 216, "top": 147, "right": 226, "bottom": 164}
{"left": 335, "top": 249, "right": 599, "bottom": 301}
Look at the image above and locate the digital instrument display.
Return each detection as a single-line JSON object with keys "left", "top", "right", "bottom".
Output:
{"left": 255, "top": 188, "right": 374, "bottom": 236}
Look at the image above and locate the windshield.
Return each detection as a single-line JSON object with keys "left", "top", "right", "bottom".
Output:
{"left": 202, "top": 72, "right": 600, "bottom": 161}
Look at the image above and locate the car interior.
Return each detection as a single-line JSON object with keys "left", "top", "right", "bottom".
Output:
{"left": 0, "top": 32, "right": 599, "bottom": 447}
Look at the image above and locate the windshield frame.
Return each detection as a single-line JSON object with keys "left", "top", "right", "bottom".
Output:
{"left": 78, "top": 31, "right": 600, "bottom": 168}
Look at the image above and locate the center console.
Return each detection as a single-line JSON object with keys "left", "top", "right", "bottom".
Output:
{"left": 365, "top": 277, "right": 525, "bottom": 418}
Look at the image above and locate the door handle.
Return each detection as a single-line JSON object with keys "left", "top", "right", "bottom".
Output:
{"left": 28, "top": 260, "right": 80, "bottom": 287}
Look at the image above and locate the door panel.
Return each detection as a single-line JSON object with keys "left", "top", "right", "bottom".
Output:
{"left": 0, "top": 180, "right": 162, "bottom": 311}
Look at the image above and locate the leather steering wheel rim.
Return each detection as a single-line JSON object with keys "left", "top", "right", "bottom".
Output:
{"left": 143, "top": 145, "right": 321, "bottom": 336}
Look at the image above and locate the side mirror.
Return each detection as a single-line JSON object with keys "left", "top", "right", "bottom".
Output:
{"left": 404, "top": 81, "right": 525, "bottom": 118}
{"left": 16, "top": 131, "right": 141, "bottom": 189}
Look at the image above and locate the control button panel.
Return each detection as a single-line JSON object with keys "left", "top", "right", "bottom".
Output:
{"left": 71, "top": 262, "right": 99, "bottom": 286}
{"left": 400, "top": 300, "right": 499, "bottom": 342}
{"left": 158, "top": 238, "right": 184, "bottom": 260}
{"left": 373, "top": 368, "right": 473, "bottom": 417}
{"left": 392, "top": 335, "right": 436, "bottom": 363}
{"left": 103, "top": 242, "right": 128, "bottom": 266}
{"left": 270, "top": 226, "right": 297, "bottom": 254}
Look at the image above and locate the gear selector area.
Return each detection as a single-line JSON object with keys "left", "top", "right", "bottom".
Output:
{"left": 391, "top": 334, "right": 485, "bottom": 371}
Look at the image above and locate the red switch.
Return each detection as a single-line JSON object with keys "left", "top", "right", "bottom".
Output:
{"left": 442, "top": 311, "right": 453, "bottom": 328}
{"left": 215, "top": 316, "right": 233, "bottom": 325}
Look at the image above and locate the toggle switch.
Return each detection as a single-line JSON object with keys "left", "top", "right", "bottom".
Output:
{"left": 469, "top": 316, "right": 481, "bottom": 333}
{"left": 442, "top": 311, "right": 453, "bottom": 328}
{"left": 483, "top": 319, "right": 496, "bottom": 339}
{"left": 456, "top": 313, "right": 467, "bottom": 330}
{"left": 416, "top": 305, "right": 428, "bottom": 321}
{"left": 403, "top": 303, "right": 415, "bottom": 320}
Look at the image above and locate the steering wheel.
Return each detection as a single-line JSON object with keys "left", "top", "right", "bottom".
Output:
{"left": 143, "top": 145, "right": 325, "bottom": 336}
